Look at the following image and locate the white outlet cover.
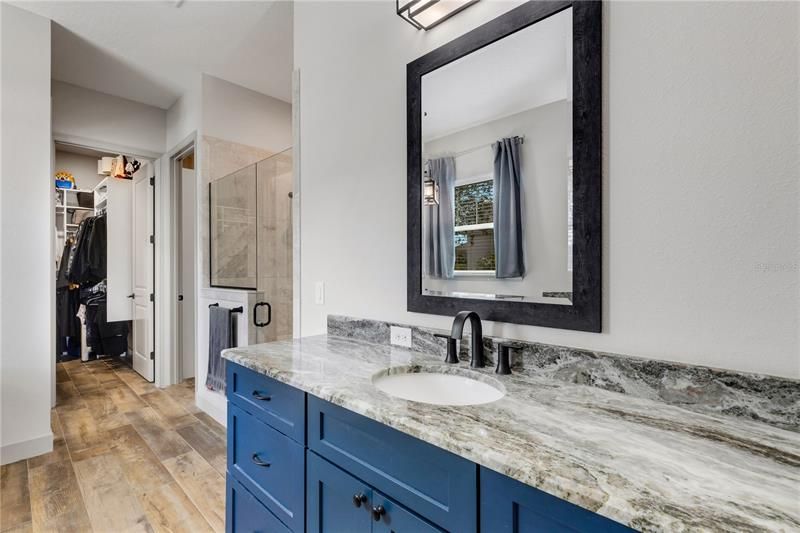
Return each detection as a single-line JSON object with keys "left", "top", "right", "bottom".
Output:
{"left": 390, "top": 326, "right": 412, "bottom": 348}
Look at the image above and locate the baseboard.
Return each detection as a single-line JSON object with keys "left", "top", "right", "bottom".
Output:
{"left": 1, "top": 432, "right": 53, "bottom": 465}
{"left": 196, "top": 388, "right": 227, "bottom": 428}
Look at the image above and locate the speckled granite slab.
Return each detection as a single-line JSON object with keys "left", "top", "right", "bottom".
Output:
{"left": 328, "top": 315, "right": 799, "bottom": 431}
{"left": 223, "top": 335, "right": 799, "bottom": 532}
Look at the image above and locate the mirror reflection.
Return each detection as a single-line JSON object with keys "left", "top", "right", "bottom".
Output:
{"left": 421, "top": 7, "right": 573, "bottom": 304}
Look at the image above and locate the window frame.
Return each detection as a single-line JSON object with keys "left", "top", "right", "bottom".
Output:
{"left": 452, "top": 174, "right": 496, "bottom": 276}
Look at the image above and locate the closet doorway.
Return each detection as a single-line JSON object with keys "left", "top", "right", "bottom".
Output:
{"left": 53, "top": 140, "right": 156, "bottom": 383}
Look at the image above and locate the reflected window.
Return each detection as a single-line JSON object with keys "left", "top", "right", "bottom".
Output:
{"left": 453, "top": 178, "right": 495, "bottom": 273}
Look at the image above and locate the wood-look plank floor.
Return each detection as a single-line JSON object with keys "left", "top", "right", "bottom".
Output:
{"left": 0, "top": 360, "right": 226, "bottom": 533}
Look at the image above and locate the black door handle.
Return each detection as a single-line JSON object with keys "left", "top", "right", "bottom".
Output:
{"left": 253, "top": 301, "right": 272, "bottom": 327}
{"left": 177, "top": 294, "right": 183, "bottom": 301}
{"left": 127, "top": 293, "right": 135, "bottom": 299}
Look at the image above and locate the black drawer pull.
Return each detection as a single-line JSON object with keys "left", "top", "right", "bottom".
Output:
{"left": 352, "top": 493, "right": 367, "bottom": 508}
{"left": 251, "top": 453, "right": 271, "bottom": 468}
{"left": 371, "top": 505, "right": 385, "bottom": 521}
{"left": 251, "top": 391, "right": 272, "bottom": 401}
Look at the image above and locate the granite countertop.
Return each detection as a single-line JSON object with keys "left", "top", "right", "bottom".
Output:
{"left": 223, "top": 335, "right": 800, "bottom": 532}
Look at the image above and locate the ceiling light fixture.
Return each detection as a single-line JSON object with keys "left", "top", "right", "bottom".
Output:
{"left": 397, "top": 0, "right": 480, "bottom": 31}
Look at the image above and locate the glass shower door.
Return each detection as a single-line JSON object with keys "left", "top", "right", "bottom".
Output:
{"left": 255, "top": 148, "right": 294, "bottom": 342}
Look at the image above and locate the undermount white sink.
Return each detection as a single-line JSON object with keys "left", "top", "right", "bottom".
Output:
{"left": 372, "top": 366, "right": 505, "bottom": 406}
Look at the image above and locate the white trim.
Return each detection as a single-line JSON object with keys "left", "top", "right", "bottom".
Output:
{"left": 157, "top": 132, "right": 197, "bottom": 388}
{"left": 453, "top": 270, "right": 496, "bottom": 277}
{"left": 195, "top": 386, "right": 227, "bottom": 428}
{"left": 53, "top": 132, "right": 162, "bottom": 160}
{"left": 292, "top": 69, "right": 302, "bottom": 339}
{"left": 1, "top": 432, "right": 53, "bottom": 465}
{"left": 454, "top": 222, "right": 493, "bottom": 232}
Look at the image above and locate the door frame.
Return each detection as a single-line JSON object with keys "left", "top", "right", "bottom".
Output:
{"left": 157, "top": 132, "right": 198, "bottom": 387}
{"left": 50, "top": 134, "right": 162, "bottom": 401}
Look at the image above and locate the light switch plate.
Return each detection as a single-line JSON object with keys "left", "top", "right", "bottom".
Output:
{"left": 315, "top": 282, "right": 325, "bottom": 305}
{"left": 390, "top": 326, "right": 412, "bottom": 348}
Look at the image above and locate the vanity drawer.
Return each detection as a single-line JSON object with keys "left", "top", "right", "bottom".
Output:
{"left": 307, "top": 396, "right": 477, "bottom": 532}
{"left": 228, "top": 403, "right": 305, "bottom": 532}
{"left": 227, "top": 362, "right": 305, "bottom": 443}
{"left": 226, "top": 475, "right": 291, "bottom": 533}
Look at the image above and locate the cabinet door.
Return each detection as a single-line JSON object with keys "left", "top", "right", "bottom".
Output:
{"left": 307, "top": 451, "right": 372, "bottom": 533}
{"left": 372, "top": 490, "right": 444, "bottom": 533}
{"left": 226, "top": 475, "right": 290, "bottom": 533}
{"left": 480, "top": 468, "right": 634, "bottom": 532}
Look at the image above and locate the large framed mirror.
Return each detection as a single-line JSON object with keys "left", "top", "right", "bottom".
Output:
{"left": 407, "top": 1, "right": 601, "bottom": 331}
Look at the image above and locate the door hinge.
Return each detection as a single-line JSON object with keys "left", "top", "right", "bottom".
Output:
{"left": 149, "top": 234, "right": 154, "bottom": 245}
{"left": 150, "top": 351, "right": 155, "bottom": 360}
{"left": 149, "top": 293, "right": 154, "bottom": 302}
{"left": 149, "top": 176, "right": 155, "bottom": 186}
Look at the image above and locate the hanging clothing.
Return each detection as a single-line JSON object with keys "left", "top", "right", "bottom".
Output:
{"left": 56, "top": 240, "right": 80, "bottom": 356}
{"left": 67, "top": 214, "right": 107, "bottom": 286}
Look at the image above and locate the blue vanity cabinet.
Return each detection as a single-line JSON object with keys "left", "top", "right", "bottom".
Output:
{"left": 307, "top": 451, "right": 373, "bottom": 532}
{"left": 307, "top": 396, "right": 476, "bottom": 532}
{"left": 480, "top": 468, "right": 634, "bottom": 532}
{"left": 307, "top": 451, "right": 444, "bottom": 533}
{"left": 225, "top": 362, "right": 634, "bottom": 533}
{"left": 227, "top": 476, "right": 291, "bottom": 533}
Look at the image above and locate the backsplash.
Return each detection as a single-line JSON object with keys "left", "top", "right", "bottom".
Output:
{"left": 327, "top": 315, "right": 799, "bottom": 431}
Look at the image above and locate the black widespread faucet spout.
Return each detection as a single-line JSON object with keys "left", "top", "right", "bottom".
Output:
{"left": 450, "top": 311, "right": 484, "bottom": 368}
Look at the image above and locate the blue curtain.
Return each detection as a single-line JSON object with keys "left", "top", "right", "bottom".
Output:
{"left": 492, "top": 137, "right": 525, "bottom": 278}
{"left": 425, "top": 157, "right": 456, "bottom": 279}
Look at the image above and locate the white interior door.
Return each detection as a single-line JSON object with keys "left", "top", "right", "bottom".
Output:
{"left": 106, "top": 178, "right": 133, "bottom": 321}
{"left": 132, "top": 162, "right": 154, "bottom": 382}
{"left": 180, "top": 164, "right": 196, "bottom": 379}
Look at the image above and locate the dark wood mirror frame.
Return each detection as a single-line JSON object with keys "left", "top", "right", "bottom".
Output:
{"left": 407, "top": 1, "right": 602, "bottom": 332}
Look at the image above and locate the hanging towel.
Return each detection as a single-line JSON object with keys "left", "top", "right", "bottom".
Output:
{"left": 206, "top": 306, "right": 234, "bottom": 392}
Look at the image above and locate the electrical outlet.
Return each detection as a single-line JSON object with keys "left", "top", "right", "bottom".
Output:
{"left": 315, "top": 282, "right": 325, "bottom": 305}
{"left": 390, "top": 326, "right": 412, "bottom": 348}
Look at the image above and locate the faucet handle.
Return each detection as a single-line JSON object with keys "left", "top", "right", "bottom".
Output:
{"left": 495, "top": 343, "right": 513, "bottom": 375}
{"left": 434, "top": 333, "right": 459, "bottom": 364}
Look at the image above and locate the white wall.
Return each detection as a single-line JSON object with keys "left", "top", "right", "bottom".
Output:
{"left": 166, "top": 76, "right": 201, "bottom": 151}
{"left": 423, "top": 100, "right": 572, "bottom": 300}
{"left": 202, "top": 74, "right": 292, "bottom": 153}
{"left": 52, "top": 80, "right": 166, "bottom": 156}
{"left": 295, "top": 1, "right": 800, "bottom": 379}
{"left": 0, "top": 3, "right": 54, "bottom": 464}
{"left": 55, "top": 150, "right": 104, "bottom": 190}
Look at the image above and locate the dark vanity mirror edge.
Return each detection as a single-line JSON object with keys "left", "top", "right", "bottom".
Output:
{"left": 406, "top": 0, "right": 602, "bottom": 332}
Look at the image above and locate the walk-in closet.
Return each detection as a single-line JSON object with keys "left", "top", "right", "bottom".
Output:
{"left": 54, "top": 143, "right": 155, "bottom": 382}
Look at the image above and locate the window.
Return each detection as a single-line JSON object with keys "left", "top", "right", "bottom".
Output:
{"left": 453, "top": 178, "right": 495, "bottom": 273}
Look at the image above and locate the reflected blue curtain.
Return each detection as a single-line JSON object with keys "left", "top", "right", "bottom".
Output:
{"left": 493, "top": 137, "right": 525, "bottom": 278}
{"left": 425, "top": 157, "right": 456, "bottom": 279}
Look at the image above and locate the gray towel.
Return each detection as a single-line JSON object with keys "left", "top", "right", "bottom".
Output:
{"left": 206, "top": 306, "right": 235, "bottom": 392}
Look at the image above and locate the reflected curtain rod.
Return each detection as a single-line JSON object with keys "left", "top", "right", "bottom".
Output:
{"left": 427, "top": 135, "right": 525, "bottom": 161}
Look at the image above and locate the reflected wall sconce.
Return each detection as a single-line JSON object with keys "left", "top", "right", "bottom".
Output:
{"left": 397, "top": 0, "right": 480, "bottom": 30}
{"left": 423, "top": 163, "right": 439, "bottom": 205}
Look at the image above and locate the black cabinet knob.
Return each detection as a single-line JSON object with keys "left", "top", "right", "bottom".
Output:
{"left": 352, "top": 493, "right": 367, "bottom": 508}
{"left": 371, "top": 505, "right": 385, "bottom": 521}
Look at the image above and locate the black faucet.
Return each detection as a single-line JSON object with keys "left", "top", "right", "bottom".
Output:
{"left": 449, "top": 311, "right": 484, "bottom": 368}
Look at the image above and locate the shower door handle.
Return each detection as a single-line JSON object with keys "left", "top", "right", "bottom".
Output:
{"left": 254, "top": 302, "right": 272, "bottom": 327}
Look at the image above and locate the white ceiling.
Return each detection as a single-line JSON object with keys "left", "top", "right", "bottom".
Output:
{"left": 422, "top": 7, "right": 571, "bottom": 141}
{"left": 15, "top": 0, "right": 293, "bottom": 109}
